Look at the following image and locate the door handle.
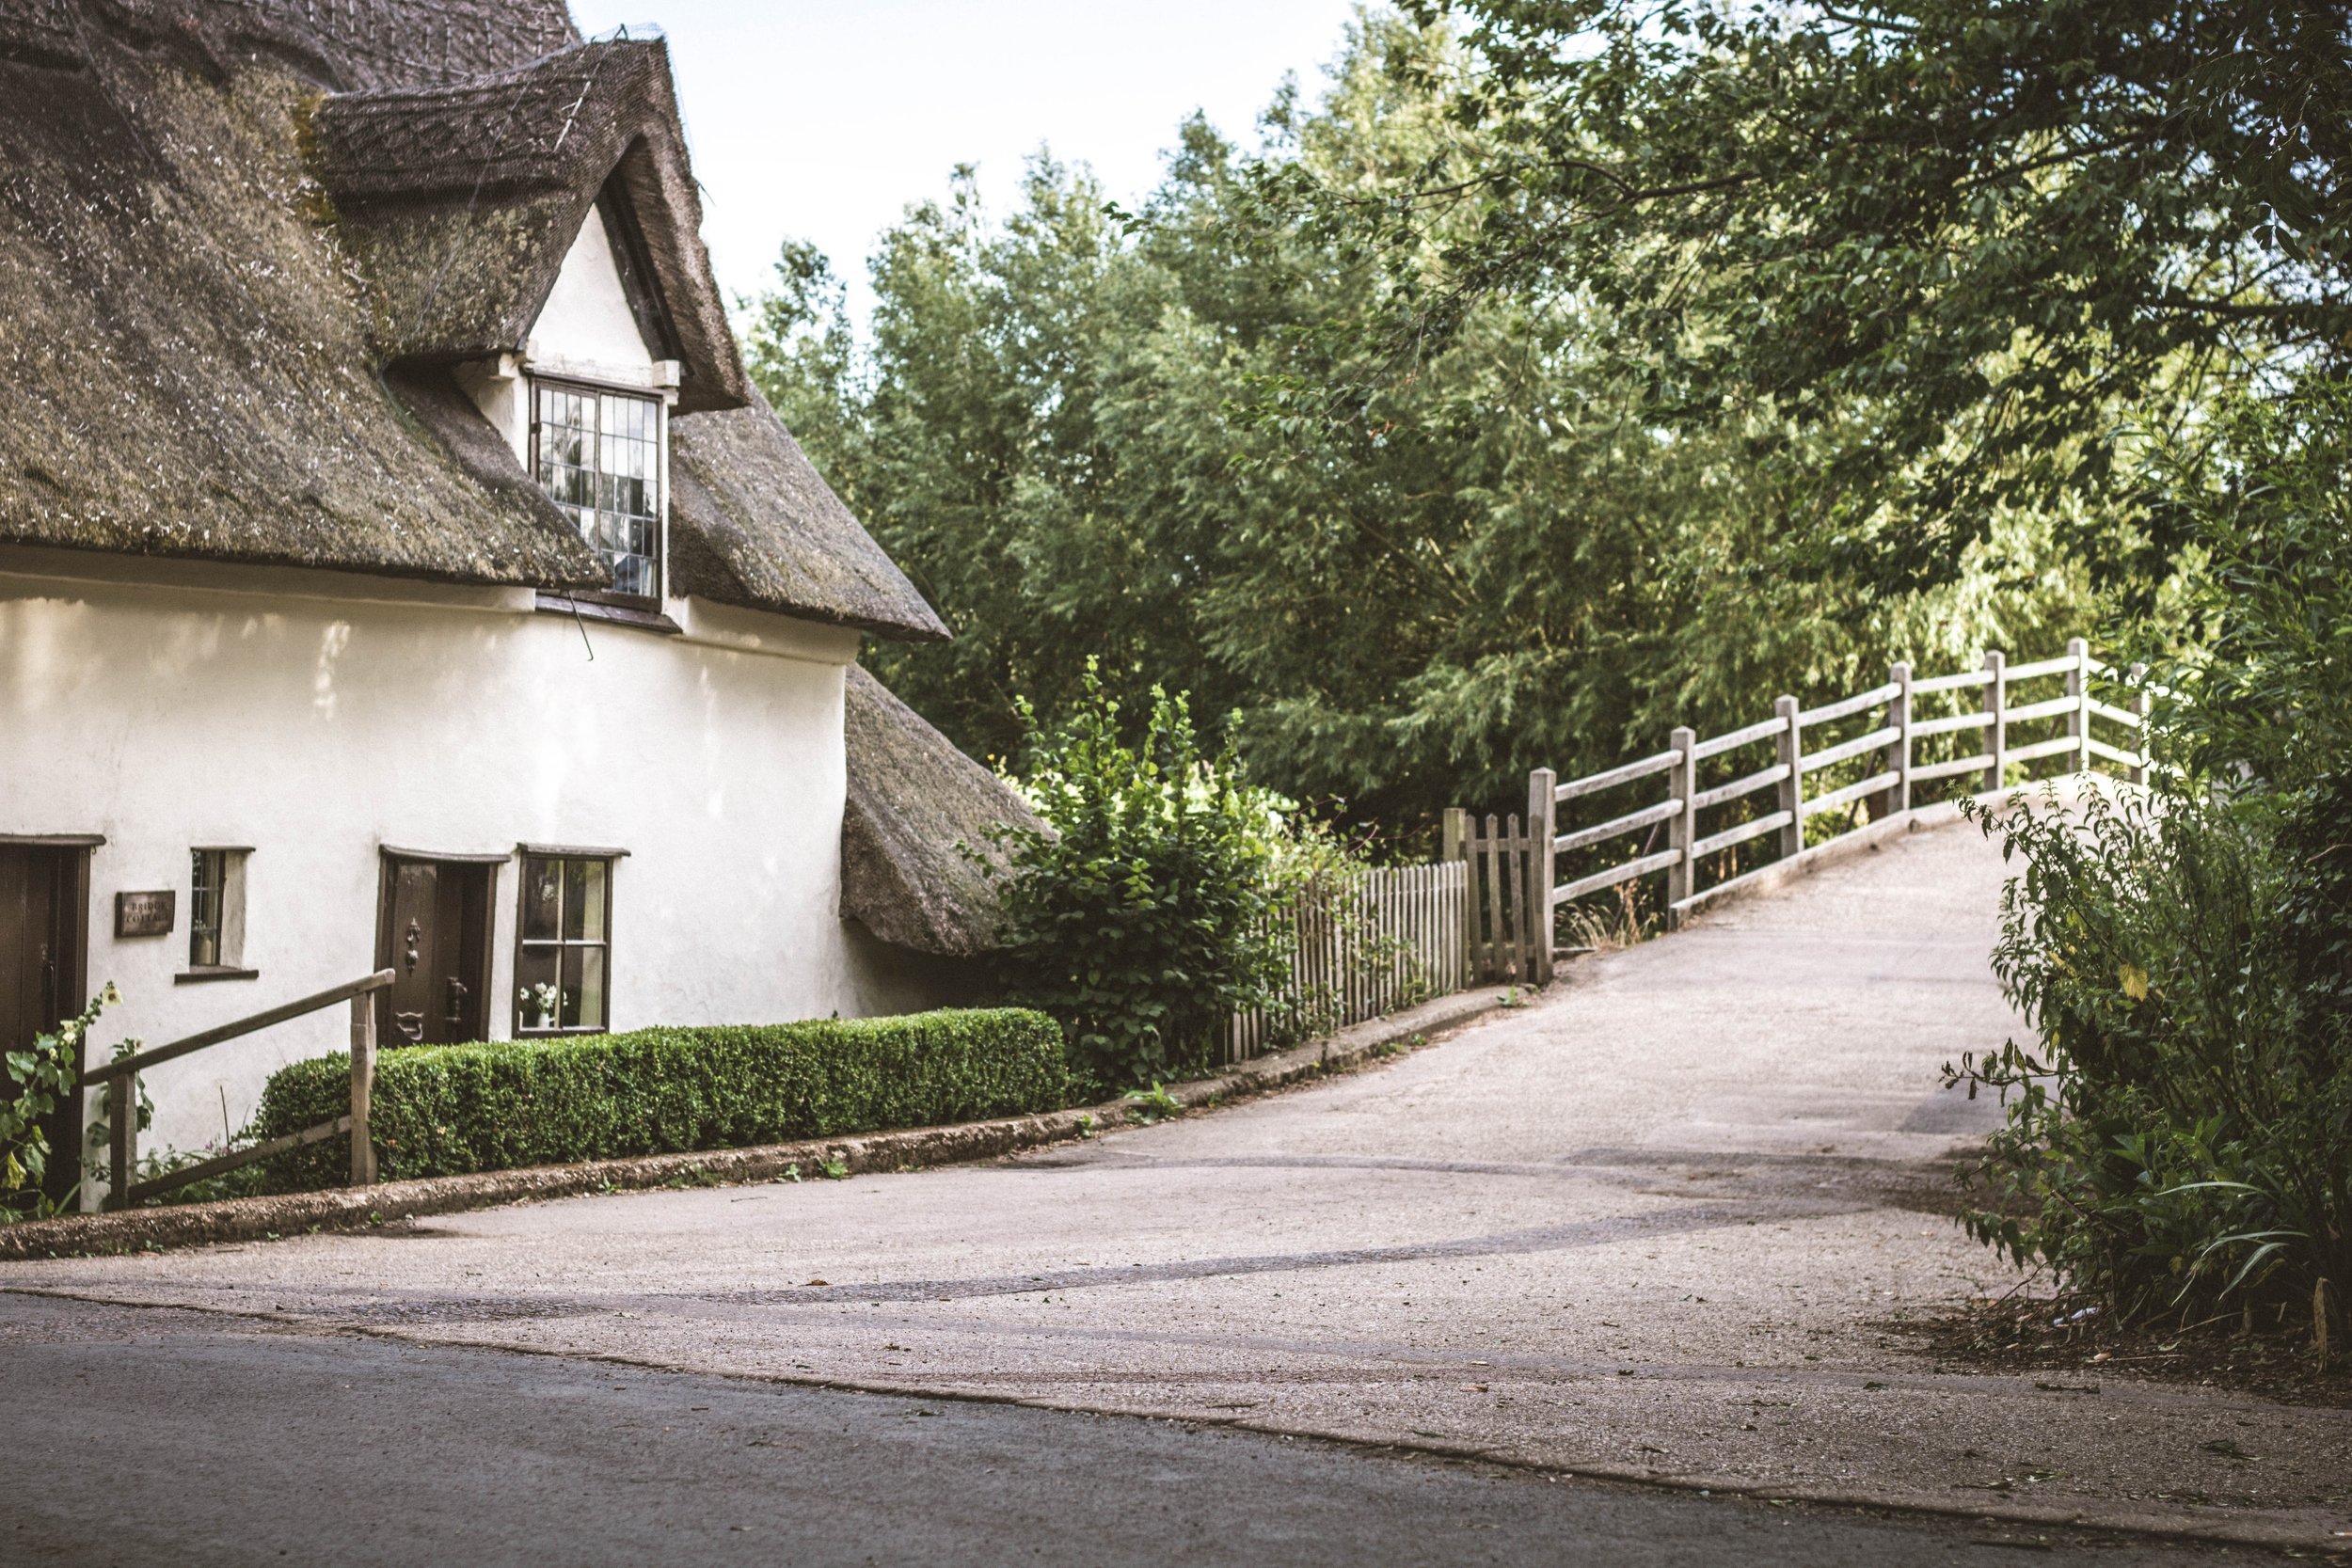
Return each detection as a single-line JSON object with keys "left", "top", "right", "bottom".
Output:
{"left": 393, "top": 1010, "right": 424, "bottom": 1043}
{"left": 443, "top": 976, "right": 469, "bottom": 1031}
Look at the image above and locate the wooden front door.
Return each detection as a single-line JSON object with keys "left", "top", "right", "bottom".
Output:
{"left": 376, "top": 856, "right": 496, "bottom": 1046}
{"left": 1, "top": 844, "right": 89, "bottom": 1205}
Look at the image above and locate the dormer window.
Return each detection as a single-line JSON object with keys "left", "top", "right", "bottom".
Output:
{"left": 532, "top": 381, "right": 664, "bottom": 599}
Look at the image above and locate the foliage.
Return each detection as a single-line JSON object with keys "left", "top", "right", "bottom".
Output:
{"left": 1, "top": 983, "right": 113, "bottom": 1221}
{"left": 744, "top": 14, "right": 2093, "bottom": 845}
{"left": 248, "top": 1009, "right": 1069, "bottom": 1190}
{"left": 1258, "top": 0, "right": 2349, "bottom": 603}
{"left": 983, "top": 664, "right": 1285, "bottom": 1092}
{"left": 1953, "top": 379, "right": 2352, "bottom": 1339}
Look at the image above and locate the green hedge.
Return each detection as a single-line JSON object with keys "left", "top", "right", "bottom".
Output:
{"left": 250, "top": 1009, "right": 1070, "bottom": 1191}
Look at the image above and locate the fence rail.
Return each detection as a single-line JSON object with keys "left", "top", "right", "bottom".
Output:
{"left": 84, "top": 969, "right": 393, "bottom": 1210}
{"left": 1483, "top": 639, "right": 2148, "bottom": 987}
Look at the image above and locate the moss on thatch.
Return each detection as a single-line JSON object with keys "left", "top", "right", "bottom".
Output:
{"left": 0, "top": 44, "right": 603, "bottom": 588}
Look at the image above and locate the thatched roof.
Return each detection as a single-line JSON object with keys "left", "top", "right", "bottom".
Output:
{"left": 841, "top": 665, "right": 1041, "bottom": 957}
{"left": 0, "top": 36, "right": 605, "bottom": 588}
{"left": 311, "top": 38, "right": 750, "bottom": 415}
{"left": 0, "top": 0, "right": 578, "bottom": 88}
{"left": 0, "top": 2, "right": 945, "bottom": 639}
{"left": 672, "top": 406, "right": 947, "bottom": 642}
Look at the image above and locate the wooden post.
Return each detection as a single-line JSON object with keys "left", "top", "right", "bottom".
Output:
{"left": 1527, "top": 769, "right": 1556, "bottom": 986}
{"left": 1981, "top": 650, "right": 2008, "bottom": 793}
{"left": 1666, "top": 727, "right": 1696, "bottom": 911}
{"left": 1442, "top": 808, "right": 1471, "bottom": 985}
{"left": 1503, "top": 812, "right": 1527, "bottom": 982}
{"left": 106, "top": 1068, "right": 135, "bottom": 1212}
{"left": 2065, "top": 637, "right": 2090, "bottom": 774}
{"left": 2128, "top": 663, "right": 2150, "bottom": 786}
{"left": 349, "top": 992, "right": 376, "bottom": 1187}
{"left": 1773, "top": 695, "right": 1804, "bottom": 860}
{"left": 1480, "top": 812, "right": 1502, "bottom": 984}
{"left": 1880, "top": 663, "right": 1913, "bottom": 819}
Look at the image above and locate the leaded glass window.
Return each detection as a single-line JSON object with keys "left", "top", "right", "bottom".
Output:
{"left": 516, "top": 854, "right": 612, "bottom": 1036}
{"left": 532, "top": 384, "right": 662, "bottom": 598}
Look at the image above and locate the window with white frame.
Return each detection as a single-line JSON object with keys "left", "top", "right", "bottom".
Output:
{"left": 532, "top": 382, "right": 663, "bottom": 599}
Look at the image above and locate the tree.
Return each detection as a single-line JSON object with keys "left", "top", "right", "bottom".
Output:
{"left": 1254, "top": 1, "right": 2350, "bottom": 601}
{"left": 747, "top": 12, "right": 2098, "bottom": 845}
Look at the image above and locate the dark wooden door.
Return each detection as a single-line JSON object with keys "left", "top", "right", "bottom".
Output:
{"left": 376, "top": 858, "right": 494, "bottom": 1046}
{"left": 0, "top": 845, "right": 88, "bottom": 1205}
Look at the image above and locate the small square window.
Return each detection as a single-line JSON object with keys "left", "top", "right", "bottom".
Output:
{"left": 516, "top": 853, "right": 614, "bottom": 1036}
{"left": 182, "top": 847, "right": 254, "bottom": 981}
{"left": 532, "top": 383, "right": 663, "bottom": 600}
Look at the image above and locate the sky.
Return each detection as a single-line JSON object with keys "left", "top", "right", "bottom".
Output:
{"left": 568, "top": 1, "right": 1366, "bottom": 325}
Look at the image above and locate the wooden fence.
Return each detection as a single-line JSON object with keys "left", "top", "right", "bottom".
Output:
{"left": 85, "top": 969, "right": 391, "bottom": 1210}
{"left": 1223, "top": 860, "right": 1470, "bottom": 1063}
{"left": 1459, "top": 641, "right": 2150, "bottom": 987}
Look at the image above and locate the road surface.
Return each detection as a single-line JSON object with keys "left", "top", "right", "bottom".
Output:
{"left": 7, "top": 815, "right": 2346, "bottom": 1557}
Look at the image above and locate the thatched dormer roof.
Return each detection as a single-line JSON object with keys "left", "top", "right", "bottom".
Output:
{"left": 0, "top": 0, "right": 943, "bottom": 641}
{"left": 841, "top": 665, "right": 1041, "bottom": 958}
{"left": 311, "top": 38, "right": 750, "bottom": 415}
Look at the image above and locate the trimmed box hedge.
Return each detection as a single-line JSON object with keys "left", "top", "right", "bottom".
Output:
{"left": 250, "top": 1008, "right": 1070, "bottom": 1192}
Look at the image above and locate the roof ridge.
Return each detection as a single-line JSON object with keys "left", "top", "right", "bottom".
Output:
{"left": 0, "top": 0, "right": 583, "bottom": 90}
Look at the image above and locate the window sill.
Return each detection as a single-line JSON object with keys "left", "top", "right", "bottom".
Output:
{"left": 514, "top": 1027, "right": 610, "bottom": 1040}
{"left": 176, "top": 966, "right": 260, "bottom": 985}
{"left": 535, "top": 592, "right": 680, "bottom": 636}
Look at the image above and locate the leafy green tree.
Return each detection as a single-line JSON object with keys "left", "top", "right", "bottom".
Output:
{"left": 982, "top": 665, "right": 1282, "bottom": 1091}
{"left": 1254, "top": 1, "right": 2348, "bottom": 601}
{"left": 1955, "top": 376, "right": 2352, "bottom": 1338}
{"left": 749, "top": 11, "right": 2095, "bottom": 844}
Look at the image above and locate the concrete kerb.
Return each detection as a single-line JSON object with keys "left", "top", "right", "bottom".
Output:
{"left": 0, "top": 988, "right": 1510, "bottom": 1260}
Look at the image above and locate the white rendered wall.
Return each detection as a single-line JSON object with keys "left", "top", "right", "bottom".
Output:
{"left": 0, "top": 545, "right": 944, "bottom": 1178}
{"left": 456, "top": 204, "right": 667, "bottom": 463}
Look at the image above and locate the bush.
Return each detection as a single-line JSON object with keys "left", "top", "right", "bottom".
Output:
{"left": 985, "top": 664, "right": 1287, "bottom": 1092}
{"left": 1956, "top": 785, "right": 2348, "bottom": 1330}
{"left": 1953, "top": 378, "right": 2352, "bottom": 1344}
{"left": 250, "top": 1008, "right": 1069, "bottom": 1191}
{"left": 2, "top": 983, "right": 115, "bottom": 1221}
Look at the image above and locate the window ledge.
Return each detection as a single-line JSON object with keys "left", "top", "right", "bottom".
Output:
{"left": 176, "top": 966, "right": 260, "bottom": 985}
{"left": 535, "top": 592, "right": 680, "bottom": 636}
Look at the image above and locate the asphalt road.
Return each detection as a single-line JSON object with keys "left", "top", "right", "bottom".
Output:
{"left": 0, "top": 1294, "right": 2249, "bottom": 1567}
{"left": 8, "top": 813, "right": 2347, "bottom": 1554}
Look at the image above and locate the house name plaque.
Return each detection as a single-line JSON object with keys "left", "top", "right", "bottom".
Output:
{"left": 115, "top": 890, "right": 175, "bottom": 938}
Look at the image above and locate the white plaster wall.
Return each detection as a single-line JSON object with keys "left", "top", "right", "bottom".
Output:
{"left": 528, "top": 205, "right": 662, "bottom": 394}
{"left": 0, "top": 545, "right": 946, "bottom": 1172}
{"left": 455, "top": 206, "right": 667, "bottom": 463}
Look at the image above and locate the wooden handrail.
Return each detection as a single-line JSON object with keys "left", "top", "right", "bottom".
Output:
{"left": 1461, "top": 644, "right": 2152, "bottom": 966}
{"left": 96, "top": 969, "right": 391, "bottom": 1212}
{"left": 83, "top": 970, "right": 394, "bottom": 1087}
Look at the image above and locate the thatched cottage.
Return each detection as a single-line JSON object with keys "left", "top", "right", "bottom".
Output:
{"left": 0, "top": 0, "right": 1033, "bottom": 1196}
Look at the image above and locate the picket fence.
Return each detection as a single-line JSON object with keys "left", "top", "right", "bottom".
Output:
{"left": 1221, "top": 860, "right": 1470, "bottom": 1064}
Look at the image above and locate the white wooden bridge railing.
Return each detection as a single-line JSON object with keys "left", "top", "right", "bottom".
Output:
{"left": 1469, "top": 640, "right": 2150, "bottom": 988}
{"left": 1216, "top": 641, "right": 2147, "bottom": 1057}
